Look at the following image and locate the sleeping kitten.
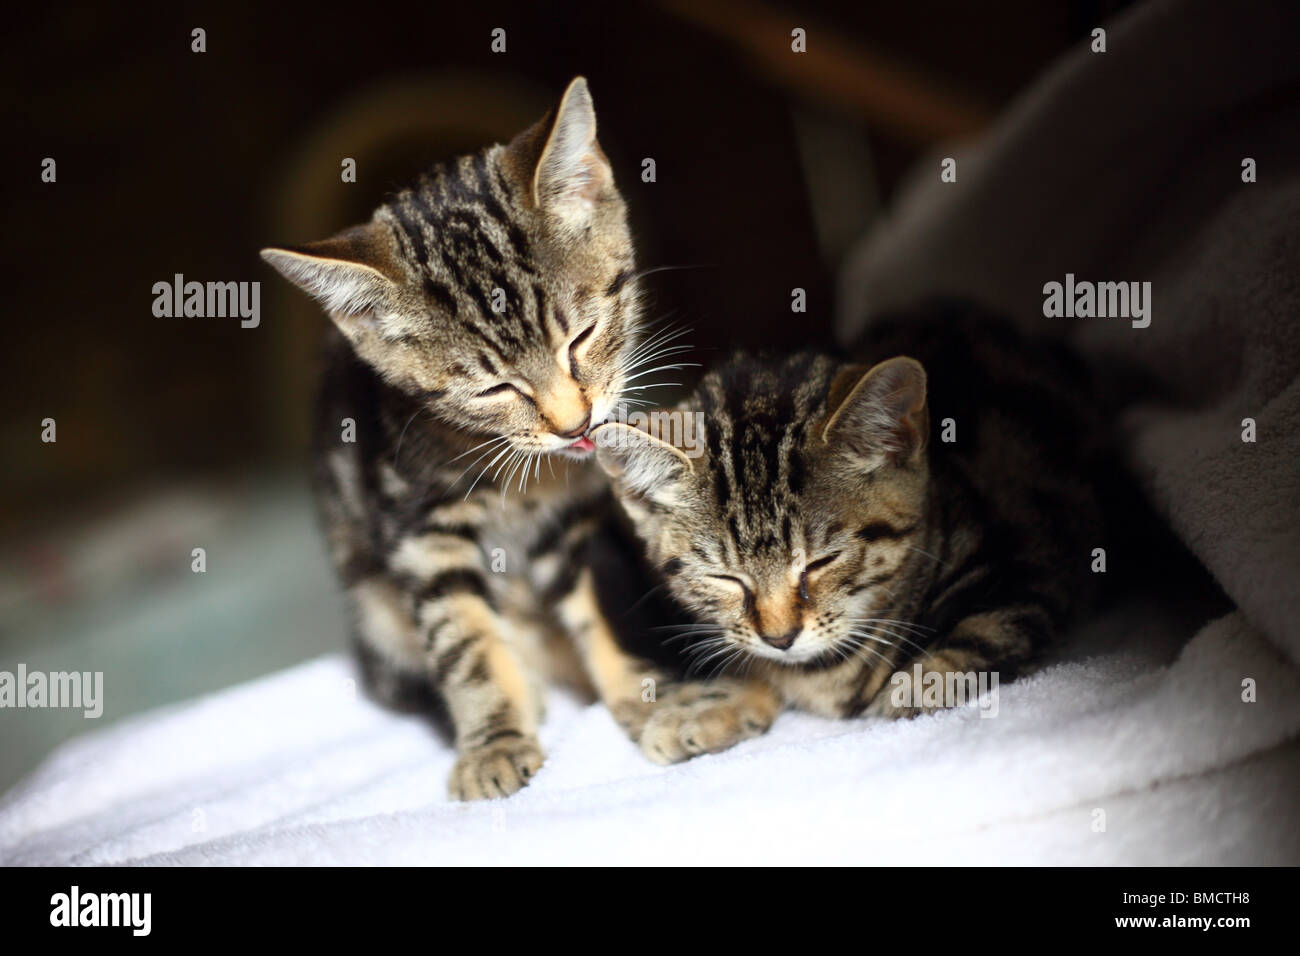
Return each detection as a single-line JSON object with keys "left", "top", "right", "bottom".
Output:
{"left": 261, "top": 78, "right": 729, "bottom": 798}
{"left": 593, "top": 302, "right": 1107, "bottom": 740}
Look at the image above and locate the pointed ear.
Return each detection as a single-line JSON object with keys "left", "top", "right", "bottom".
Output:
{"left": 260, "top": 222, "right": 404, "bottom": 324}
{"left": 822, "top": 356, "right": 928, "bottom": 469}
{"left": 593, "top": 422, "right": 694, "bottom": 504}
{"left": 530, "top": 76, "right": 612, "bottom": 229}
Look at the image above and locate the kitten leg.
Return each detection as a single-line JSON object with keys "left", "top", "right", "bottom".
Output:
{"left": 526, "top": 506, "right": 671, "bottom": 742}
{"left": 532, "top": 496, "right": 783, "bottom": 763}
{"left": 862, "top": 606, "right": 1044, "bottom": 718}
{"left": 552, "top": 568, "right": 782, "bottom": 762}
{"left": 425, "top": 588, "right": 546, "bottom": 799}
{"left": 400, "top": 533, "right": 545, "bottom": 800}
{"left": 550, "top": 565, "right": 668, "bottom": 741}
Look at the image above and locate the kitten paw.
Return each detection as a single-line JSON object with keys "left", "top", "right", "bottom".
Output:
{"left": 448, "top": 736, "right": 544, "bottom": 801}
{"left": 864, "top": 696, "right": 925, "bottom": 719}
{"left": 638, "top": 680, "right": 779, "bottom": 765}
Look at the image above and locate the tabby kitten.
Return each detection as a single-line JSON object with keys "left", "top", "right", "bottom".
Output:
{"left": 593, "top": 303, "right": 1106, "bottom": 741}
{"left": 262, "top": 78, "right": 735, "bottom": 799}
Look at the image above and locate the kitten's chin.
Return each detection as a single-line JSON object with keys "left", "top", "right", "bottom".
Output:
{"left": 742, "top": 641, "right": 831, "bottom": 666}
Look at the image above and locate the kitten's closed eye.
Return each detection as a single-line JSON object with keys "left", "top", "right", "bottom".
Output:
{"left": 568, "top": 324, "right": 596, "bottom": 374}
{"left": 799, "top": 552, "right": 841, "bottom": 601}
{"left": 476, "top": 383, "right": 535, "bottom": 406}
{"left": 709, "top": 574, "right": 756, "bottom": 614}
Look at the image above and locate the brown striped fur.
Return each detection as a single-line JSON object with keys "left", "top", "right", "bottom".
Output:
{"left": 261, "top": 78, "right": 728, "bottom": 799}
{"left": 595, "top": 302, "right": 1107, "bottom": 725}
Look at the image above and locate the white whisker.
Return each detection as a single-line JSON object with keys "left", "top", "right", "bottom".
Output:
{"left": 623, "top": 363, "right": 699, "bottom": 382}
{"left": 462, "top": 441, "right": 517, "bottom": 498}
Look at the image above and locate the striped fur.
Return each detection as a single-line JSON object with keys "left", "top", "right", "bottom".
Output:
{"left": 596, "top": 301, "right": 1107, "bottom": 724}
{"left": 262, "top": 79, "right": 703, "bottom": 799}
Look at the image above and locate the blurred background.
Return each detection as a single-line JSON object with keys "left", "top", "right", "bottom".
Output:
{"left": 0, "top": 0, "right": 1130, "bottom": 791}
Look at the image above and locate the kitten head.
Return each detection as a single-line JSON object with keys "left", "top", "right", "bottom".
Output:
{"left": 594, "top": 352, "right": 930, "bottom": 667}
{"left": 262, "top": 77, "right": 638, "bottom": 460}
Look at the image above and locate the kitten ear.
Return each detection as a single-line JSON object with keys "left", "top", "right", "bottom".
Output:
{"left": 822, "top": 356, "right": 929, "bottom": 469}
{"left": 532, "top": 76, "right": 612, "bottom": 229}
{"left": 260, "top": 222, "right": 403, "bottom": 326}
{"left": 593, "top": 422, "right": 694, "bottom": 504}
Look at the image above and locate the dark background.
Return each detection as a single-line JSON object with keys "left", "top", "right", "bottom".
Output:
{"left": 0, "top": 0, "right": 1129, "bottom": 787}
{"left": 2, "top": 0, "right": 1130, "bottom": 535}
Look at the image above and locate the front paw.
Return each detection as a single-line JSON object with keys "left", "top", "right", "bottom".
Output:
{"left": 638, "top": 680, "right": 779, "bottom": 765}
{"left": 864, "top": 695, "right": 925, "bottom": 719}
{"left": 448, "top": 736, "right": 545, "bottom": 801}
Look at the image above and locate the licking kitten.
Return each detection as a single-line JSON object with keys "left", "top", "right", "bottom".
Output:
{"left": 261, "top": 78, "right": 737, "bottom": 798}
{"left": 593, "top": 302, "right": 1107, "bottom": 729}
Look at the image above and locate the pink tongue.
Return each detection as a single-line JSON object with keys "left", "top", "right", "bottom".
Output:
{"left": 571, "top": 436, "right": 595, "bottom": 451}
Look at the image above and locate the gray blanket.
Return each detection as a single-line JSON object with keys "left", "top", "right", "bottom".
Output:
{"left": 837, "top": 0, "right": 1300, "bottom": 668}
